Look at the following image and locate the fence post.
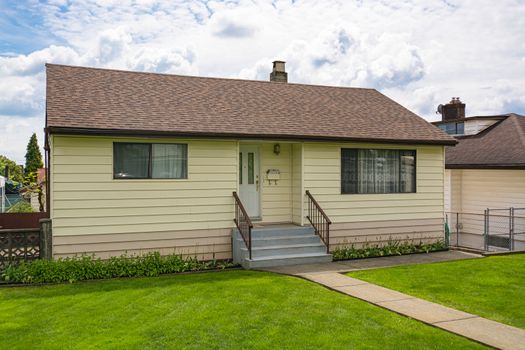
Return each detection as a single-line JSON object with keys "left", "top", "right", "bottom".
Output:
{"left": 39, "top": 218, "right": 52, "bottom": 260}
{"left": 510, "top": 207, "right": 515, "bottom": 251}
{"left": 444, "top": 213, "right": 449, "bottom": 247}
{"left": 456, "top": 213, "right": 459, "bottom": 247}
{"left": 484, "top": 209, "right": 489, "bottom": 251}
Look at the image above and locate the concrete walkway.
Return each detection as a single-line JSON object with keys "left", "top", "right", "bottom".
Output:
{"left": 262, "top": 251, "right": 525, "bottom": 350}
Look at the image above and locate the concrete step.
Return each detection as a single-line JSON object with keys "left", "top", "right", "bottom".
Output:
{"left": 240, "top": 243, "right": 327, "bottom": 259}
{"left": 238, "top": 234, "right": 323, "bottom": 247}
{"left": 243, "top": 252, "right": 333, "bottom": 269}
{"left": 250, "top": 226, "right": 315, "bottom": 239}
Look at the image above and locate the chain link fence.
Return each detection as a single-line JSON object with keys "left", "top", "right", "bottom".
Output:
{"left": 446, "top": 208, "right": 525, "bottom": 252}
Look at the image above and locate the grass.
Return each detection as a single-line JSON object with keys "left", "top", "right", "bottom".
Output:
{"left": 0, "top": 270, "right": 486, "bottom": 349}
{"left": 348, "top": 254, "right": 525, "bottom": 329}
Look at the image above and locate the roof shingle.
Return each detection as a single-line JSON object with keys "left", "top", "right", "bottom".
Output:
{"left": 445, "top": 114, "right": 525, "bottom": 168}
{"left": 46, "top": 64, "right": 455, "bottom": 145}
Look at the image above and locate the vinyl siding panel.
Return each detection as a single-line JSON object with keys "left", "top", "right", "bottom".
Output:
{"left": 464, "top": 119, "right": 500, "bottom": 136}
{"left": 303, "top": 142, "right": 445, "bottom": 247}
{"left": 51, "top": 135, "right": 237, "bottom": 258}
{"left": 449, "top": 169, "right": 525, "bottom": 214}
{"left": 291, "top": 143, "right": 303, "bottom": 224}
{"left": 260, "top": 143, "right": 292, "bottom": 223}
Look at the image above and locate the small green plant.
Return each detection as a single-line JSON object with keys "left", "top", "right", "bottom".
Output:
{"left": 6, "top": 201, "right": 33, "bottom": 213}
{"left": 1, "top": 252, "right": 238, "bottom": 284}
{"left": 332, "top": 240, "right": 446, "bottom": 261}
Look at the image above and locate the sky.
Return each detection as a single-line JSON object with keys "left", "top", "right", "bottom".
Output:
{"left": 1, "top": 0, "right": 524, "bottom": 164}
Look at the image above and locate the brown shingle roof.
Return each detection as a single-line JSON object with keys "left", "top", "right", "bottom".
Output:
{"left": 446, "top": 114, "right": 525, "bottom": 168}
{"left": 46, "top": 64, "right": 455, "bottom": 145}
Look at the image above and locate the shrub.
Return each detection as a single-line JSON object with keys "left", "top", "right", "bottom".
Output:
{"left": 332, "top": 240, "right": 446, "bottom": 261}
{"left": 7, "top": 201, "right": 33, "bottom": 213}
{"left": 1, "top": 252, "right": 238, "bottom": 284}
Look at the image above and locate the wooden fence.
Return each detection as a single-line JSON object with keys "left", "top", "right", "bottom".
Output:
{"left": 0, "top": 219, "right": 52, "bottom": 269}
{"left": 0, "top": 212, "right": 49, "bottom": 229}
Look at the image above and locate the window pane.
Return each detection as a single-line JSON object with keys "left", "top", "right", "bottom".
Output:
{"left": 456, "top": 122, "right": 464, "bottom": 134}
{"left": 239, "top": 152, "right": 243, "bottom": 184}
{"left": 341, "top": 149, "right": 357, "bottom": 193}
{"left": 248, "top": 152, "right": 254, "bottom": 184}
{"left": 400, "top": 150, "right": 416, "bottom": 192}
{"left": 114, "top": 143, "right": 150, "bottom": 179}
{"left": 341, "top": 148, "right": 416, "bottom": 194}
{"left": 151, "top": 144, "right": 187, "bottom": 179}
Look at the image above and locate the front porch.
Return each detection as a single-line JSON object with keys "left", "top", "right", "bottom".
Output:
{"left": 234, "top": 141, "right": 333, "bottom": 268}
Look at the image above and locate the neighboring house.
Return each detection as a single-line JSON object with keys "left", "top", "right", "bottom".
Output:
{"left": 432, "top": 98, "right": 525, "bottom": 214}
{"left": 45, "top": 62, "right": 454, "bottom": 266}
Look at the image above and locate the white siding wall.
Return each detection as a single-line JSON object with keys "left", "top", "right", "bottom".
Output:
{"left": 302, "top": 142, "right": 445, "bottom": 248}
{"left": 260, "top": 143, "right": 292, "bottom": 223}
{"left": 51, "top": 135, "right": 238, "bottom": 259}
{"left": 464, "top": 119, "right": 500, "bottom": 136}
{"left": 448, "top": 169, "right": 525, "bottom": 213}
{"left": 291, "top": 143, "right": 303, "bottom": 225}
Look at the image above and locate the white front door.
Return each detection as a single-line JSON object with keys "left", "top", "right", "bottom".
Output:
{"left": 239, "top": 145, "right": 261, "bottom": 219}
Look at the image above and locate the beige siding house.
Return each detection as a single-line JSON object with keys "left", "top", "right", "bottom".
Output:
{"left": 433, "top": 99, "right": 525, "bottom": 214}
{"left": 434, "top": 99, "right": 525, "bottom": 251}
{"left": 45, "top": 63, "right": 455, "bottom": 267}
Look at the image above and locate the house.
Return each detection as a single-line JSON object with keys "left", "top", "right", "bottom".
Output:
{"left": 432, "top": 98, "right": 525, "bottom": 215}
{"left": 44, "top": 62, "right": 455, "bottom": 267}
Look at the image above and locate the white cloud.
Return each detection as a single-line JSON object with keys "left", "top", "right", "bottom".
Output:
{"left": 0, "top": 116, "right": 45, "bottom": 165}
{"left": 1, "top": 0, "right": 525, "bottom": 164}
{"left": 240, "top": 27, "right": 425, "bottom": 89}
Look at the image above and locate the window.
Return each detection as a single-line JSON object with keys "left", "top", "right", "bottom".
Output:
{"left": 438, "top": 122, "right": 464, "bottom": 135}
{"left": 341, "top": 149, "right": 416, "bottom": 194}
{"left": 113, "top": 143, "right": 187, "bottom": 179}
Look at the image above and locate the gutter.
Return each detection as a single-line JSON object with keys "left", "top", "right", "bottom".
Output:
{"left": 446, "top": 164, "right": 525, "bottom": 170}
{"left": 45, "top": 126, "right": 458, "bottom": 146}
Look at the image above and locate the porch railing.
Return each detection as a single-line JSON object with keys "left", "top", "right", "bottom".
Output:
{"left": 233, "top": 192, "right": 253, "bottom": 260}
{"left": 306, "top": 190, "right": 331, "bottom": 253}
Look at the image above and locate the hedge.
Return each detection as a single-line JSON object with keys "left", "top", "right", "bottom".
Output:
{"left": 332, "top": 240, "right": 447, "bottom": 261}
{"left": 1, "top": 252, "right": 237, "bottom": 284}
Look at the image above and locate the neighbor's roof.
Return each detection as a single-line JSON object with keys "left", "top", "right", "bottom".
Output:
{"left": 446, "top": 113, "right": 525, "bottom": 169}
{"left": 45, "top": 64, "right": 455, "bottom": 145}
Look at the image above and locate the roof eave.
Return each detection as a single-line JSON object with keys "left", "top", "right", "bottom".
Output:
{"left": 46, "top": 126, "right": 458, "bottom": 146}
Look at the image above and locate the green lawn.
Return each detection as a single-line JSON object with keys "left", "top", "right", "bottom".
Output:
{"left": 348, "top": 254, "right": 525, "bottom": 329}
{"left": 0, "top": 270, "right": 485, "bottom": 349}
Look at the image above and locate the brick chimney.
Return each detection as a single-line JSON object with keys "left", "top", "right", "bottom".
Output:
{"left": 270, "top": 61, "right": 287, "bottom": 83}
{"left": 439, "top": 97, "right": 466, "bottom": 121}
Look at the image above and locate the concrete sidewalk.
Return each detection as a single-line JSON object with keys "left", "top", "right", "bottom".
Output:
{"left": 262, "top": 251, "right": 525, "bottom": 350}
{"left": 263, "top": 250, "right": 480, "bottom": 275}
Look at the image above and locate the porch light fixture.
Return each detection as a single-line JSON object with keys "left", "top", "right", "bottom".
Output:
{"left": 273, "top": 143, "right": 281, "bottom": 155}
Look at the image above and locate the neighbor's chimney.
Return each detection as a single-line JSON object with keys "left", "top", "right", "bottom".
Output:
{"left": 270, "top": 61, "right": 287, "bottom": 83}
{"left": 439, "top": 97, "right": 466, "bottom": 121}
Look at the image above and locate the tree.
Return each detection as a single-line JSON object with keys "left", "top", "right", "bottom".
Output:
{"left": 24, "top": 133, "right": 43, "bottom": 175}
{"left": 0, "top": 155, "right": 24, "bottom": 183}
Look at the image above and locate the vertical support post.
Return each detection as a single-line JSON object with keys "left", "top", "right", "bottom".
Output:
{"left": 39, "top": 218, "right": 52, "bottom": 260}
{"left": 510, "top": 207, "right": 515, "bottom": 251}
{"left": 484, "top": 209, "right": 489, "bottom": 251}
{"left": 444, "top": 213, "right": 449, "bottom": 247}
{"left": 248, "top": 227, "right": 252, "bottom": 260}
{"left": 456, "top": 213, "right": 459, "bottom": 247}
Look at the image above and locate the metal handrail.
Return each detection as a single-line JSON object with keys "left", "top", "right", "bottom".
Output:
{"left": 305, "top": 190, "right": 331, "bottom": 253}
{"left": 233, "top": 192, "right": 253, "bottom": 260}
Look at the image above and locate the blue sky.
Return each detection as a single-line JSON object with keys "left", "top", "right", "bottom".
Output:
{"left": 1, "top": 0, "right": 525, "bottom": 163}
